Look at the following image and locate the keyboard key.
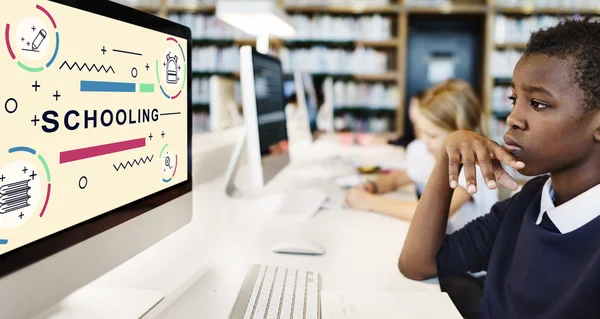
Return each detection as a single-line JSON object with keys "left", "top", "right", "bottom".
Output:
{"left": 244, "top": 265, "right": 267, "bottom": 318}
{"left": 305, "top": 272, "right": 319, "bottom": 319}
{"left": 236, "top": 266, "right": 320, "bottom": 319}
{"left": 254, "top": 267, "right": 277, "bottom": 318}
{"left": 292, "top": 271, "right": 307, "bottom": 319}
{"left": 267, "top": 268, "right": 287, "bottom": 317}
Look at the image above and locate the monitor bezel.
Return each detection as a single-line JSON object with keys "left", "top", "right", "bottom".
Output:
{"left": 0, "top": 0, "right": 193, "bottom": 278}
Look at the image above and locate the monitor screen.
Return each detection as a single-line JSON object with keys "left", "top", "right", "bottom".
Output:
{"left": 251, "top": 51, "right": 288, "bottom": 158}
{"left": 0, "top": 0, "right": 190, "bottom": 265}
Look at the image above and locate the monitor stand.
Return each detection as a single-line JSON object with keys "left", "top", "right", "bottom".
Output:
{"left": 34, "top": 286, "right": 163, "bottom": 319}
{"left": 223, "top": 131, "right": 328, "bottom": 221}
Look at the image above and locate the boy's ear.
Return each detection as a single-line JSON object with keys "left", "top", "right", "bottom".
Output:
{"left": 594, "top": 112, "right": 600, "bottom": 142}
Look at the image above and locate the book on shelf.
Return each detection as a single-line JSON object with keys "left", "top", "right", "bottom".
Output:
{"left": 333, "top": 81, "right": 399, "bottom": 109}
{"left": 496, "top": 0, "right": 599, "bottom": 9}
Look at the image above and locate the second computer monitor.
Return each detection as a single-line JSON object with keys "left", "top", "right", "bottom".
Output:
{"left": 240, "top": 46, "right": 289, "bottom": 188}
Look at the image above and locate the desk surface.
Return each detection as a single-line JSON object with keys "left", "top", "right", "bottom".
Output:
{"left": 92, "top": 136, "right": 439, "bottom": 319}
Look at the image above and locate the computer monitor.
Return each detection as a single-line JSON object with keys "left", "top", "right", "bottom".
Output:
{"left": 209, "top": 75, "right": 243, "bottom": 131}
{"left": 234, "top": 46, "right": 289, "bottom": 189}
{"left": 0, "top": 0, "right": 192, "bottom": 317}
{"left": 223, "top": 47, "right": 327, "bottom": 220}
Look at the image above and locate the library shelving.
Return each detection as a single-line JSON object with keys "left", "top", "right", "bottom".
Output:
{"left": 126, "top": 0, "right": 600, "bottom": 136}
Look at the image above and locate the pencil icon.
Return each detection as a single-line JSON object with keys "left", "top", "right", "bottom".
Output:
{"left": 31, "top": 29, "right": 47, "bottom": 51}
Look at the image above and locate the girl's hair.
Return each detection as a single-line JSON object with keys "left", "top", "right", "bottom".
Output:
{"left": 418, "top": 79, "right": 489, "bottom": 137}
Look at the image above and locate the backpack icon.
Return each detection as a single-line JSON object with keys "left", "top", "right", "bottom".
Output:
{"left": 166, "top": 53, "right": 179, "bottom": 84}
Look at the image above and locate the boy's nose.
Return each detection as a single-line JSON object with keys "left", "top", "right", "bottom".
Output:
{"left": 506, "top": 106, "right": 527, "bottom": 131}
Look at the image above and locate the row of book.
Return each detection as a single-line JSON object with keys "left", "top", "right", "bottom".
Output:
{"left": 490, "top": 49, "right": 522, "bottom": 78}
{"left": 495, "top": 14, "right": 600, "bottom": 44}
{"left": 192, "top": 46, "right": 240, "bottom": 72}
{"left": 496, "top": 0, "right": 600, "bottom": 9}
{"left": 491, "top": 86, "right": 514, "bottom": 114}
{"left": 334, "top": 114, "right": 393, "bottom": 133}
{"left": 333, "top": 81, "right": 399, "bottom": 109}
{"left": 190, "top": 45, "right": 393, "bottom": 76}
{"left": 488, "top": 117, "right": 508, "bottom": 147}
{"left": 289, "top": 14, "right": 393, "bottom": 41}
{"left": 168, "top": 13, "right": 395, "bottom": 42}
{"left": 192, "top": 112, "right": 211, "bottom": 133}
{"left": 279, "top": 47, "right": 390, "bottom": 74}
{"left": 192, "top": 78, "right": 210, "bottom": 104}
{"left": 283, "top": 0, "right": 391, "bottom": 5}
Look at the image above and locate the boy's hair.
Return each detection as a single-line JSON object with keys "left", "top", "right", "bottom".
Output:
{"left": 419, "top": 79, "right": 489, "bottom": 136}
{"left": 525, "top": 18, "right": 600, "bottom": 114}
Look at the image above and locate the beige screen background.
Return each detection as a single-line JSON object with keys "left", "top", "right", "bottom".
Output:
{"left": 0, "top": 0, "right": 188, "bottom": 255}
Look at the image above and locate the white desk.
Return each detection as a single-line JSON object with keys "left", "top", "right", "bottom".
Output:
{"left": 92, "top": 136, "right": 439, "bottom": 319}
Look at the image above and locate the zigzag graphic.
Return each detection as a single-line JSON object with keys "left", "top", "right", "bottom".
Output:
{"left": 59, "top": 61, "right": 115, "bottom": 74}
{"left": 113, "top": 155, "right": 154, "bottom": 171}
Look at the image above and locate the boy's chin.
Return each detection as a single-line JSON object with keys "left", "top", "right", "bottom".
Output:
{"left": 515, "top": 166, "right": 544, "bottom": 177}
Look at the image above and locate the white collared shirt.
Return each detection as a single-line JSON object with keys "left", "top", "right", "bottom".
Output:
{"left": 536, "top": 178, "right": 600, "bottom": 234}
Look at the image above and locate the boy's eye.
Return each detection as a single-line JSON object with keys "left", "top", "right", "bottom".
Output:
{"left": 508, "top": 96, "right": 517, "bottom": 106}
{"left": 530, "top": 100, "right": 550, "bottom": 109}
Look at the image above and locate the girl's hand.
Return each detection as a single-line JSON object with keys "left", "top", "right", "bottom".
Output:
{"left": 442, "top": 130, "right": 525, "bottom": 193}
{"left": 346, "top": 186, "right": 376, "bottom": 211}
{"left": 363, "top": 181, "right": 378, "bottom": 194}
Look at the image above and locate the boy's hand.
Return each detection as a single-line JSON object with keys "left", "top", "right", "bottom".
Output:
{"left": 443, "top": 130, "right": 525, "bottom": 193}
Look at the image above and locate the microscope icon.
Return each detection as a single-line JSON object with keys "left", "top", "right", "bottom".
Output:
{"left": 165, "top": 52, "right": 179, "bottom": 84}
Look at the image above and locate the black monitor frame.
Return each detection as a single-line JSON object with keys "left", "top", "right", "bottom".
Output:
{"left": 0, "top": 0, "right": 193, "bottom": 278}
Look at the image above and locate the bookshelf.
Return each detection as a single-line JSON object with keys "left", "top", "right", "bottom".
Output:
{"left": 128, "top": 0, "right": 600, "bottom": 135}
{"left": 283, "top": 4, "right": 401, "bottom": 14}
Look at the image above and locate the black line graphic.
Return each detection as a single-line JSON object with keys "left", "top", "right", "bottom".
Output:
{"left": 0, "top": 180, "right": 31, "bottom": 214}
{"left": 113, "top": 49, "right": 142, "bottom": 56}
{"left": 60, "top": 61, "right": 115, "bottom": 73}
{"left": 160, "top": 112, "right": 181, "bottom": 116}
{"left": 113, "top": 155, "right": 154, "bottom": 171}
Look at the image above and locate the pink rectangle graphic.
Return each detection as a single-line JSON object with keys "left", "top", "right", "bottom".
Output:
{"left": 60, "top": 138, "right": 145, "bottom": 164}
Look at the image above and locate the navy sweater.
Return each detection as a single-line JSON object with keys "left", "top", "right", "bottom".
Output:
{"left": 437, "top": 175, "right": 600, "bottom": 319}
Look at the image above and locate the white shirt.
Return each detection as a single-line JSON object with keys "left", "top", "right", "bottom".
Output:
{"left": 405, "top": 139, "right": 435, "bottom": 195}
{"left": 452, "top": 166, "right": 499, "bottom": 234}
{"left": 404, "top": 139, "right": 498, "bottom": 234}
{"left": 536, "top": 178, "right": 600, "bottom": 234}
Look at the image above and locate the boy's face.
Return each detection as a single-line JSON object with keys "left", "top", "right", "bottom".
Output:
{"left": 505, "top": 54, "right": 597, "bottom": 176}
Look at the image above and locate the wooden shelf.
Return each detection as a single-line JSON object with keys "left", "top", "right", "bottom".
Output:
{"left": 355, "top": 39, "right": 398, "bottom": 48}
{"left": 192, "top": 71, "right": 240, "bottom": 78}
{"left": 190, "top": 70, "right": 397, "bottom": 82}
{"left": 166, "top": 4, "right": 216, "bottom": 13}
{"left": 283, "top": 4, "right": 400, "bottom": 14}
{"left": 353, "top": 73, "right": 398, "bottom": 81}
{"left": 495, "top": 42, "right": 527, "bottom": 50}
{"left": 407, "top": 4, "right": 488, "bottom": 14}
{"left": 135, "top": 5, "right": 160, "bottom": 12}
{"left": 496, "top": 7, "right": 600, "bottom": 15}
{"left": 283, "top": 39, "right": 398, "bottom": 48}
{"left": 309, "top": 72, "right": 399, "bottom": 81}
{"left": 334, "top": 107, "right": 397, "bottom": 113}
{"left": 192, "top": 38, "right": 399, "bottom": 48}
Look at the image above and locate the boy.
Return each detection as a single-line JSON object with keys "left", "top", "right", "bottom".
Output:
{"left": 399, "top": 18, "right": 600, "bottom": 318}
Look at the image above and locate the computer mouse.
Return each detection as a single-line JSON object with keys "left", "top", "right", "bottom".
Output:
{"left": 272, "top": 240, "right": 325, "bottom": 255}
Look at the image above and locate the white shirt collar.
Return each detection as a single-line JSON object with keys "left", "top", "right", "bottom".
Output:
{"left": 536, "top": 178, "right": 600, "bottom": 234}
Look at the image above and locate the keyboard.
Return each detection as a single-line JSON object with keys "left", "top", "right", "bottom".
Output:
{"left": 229, "top": 265, "right": 321, "bottom": 319}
